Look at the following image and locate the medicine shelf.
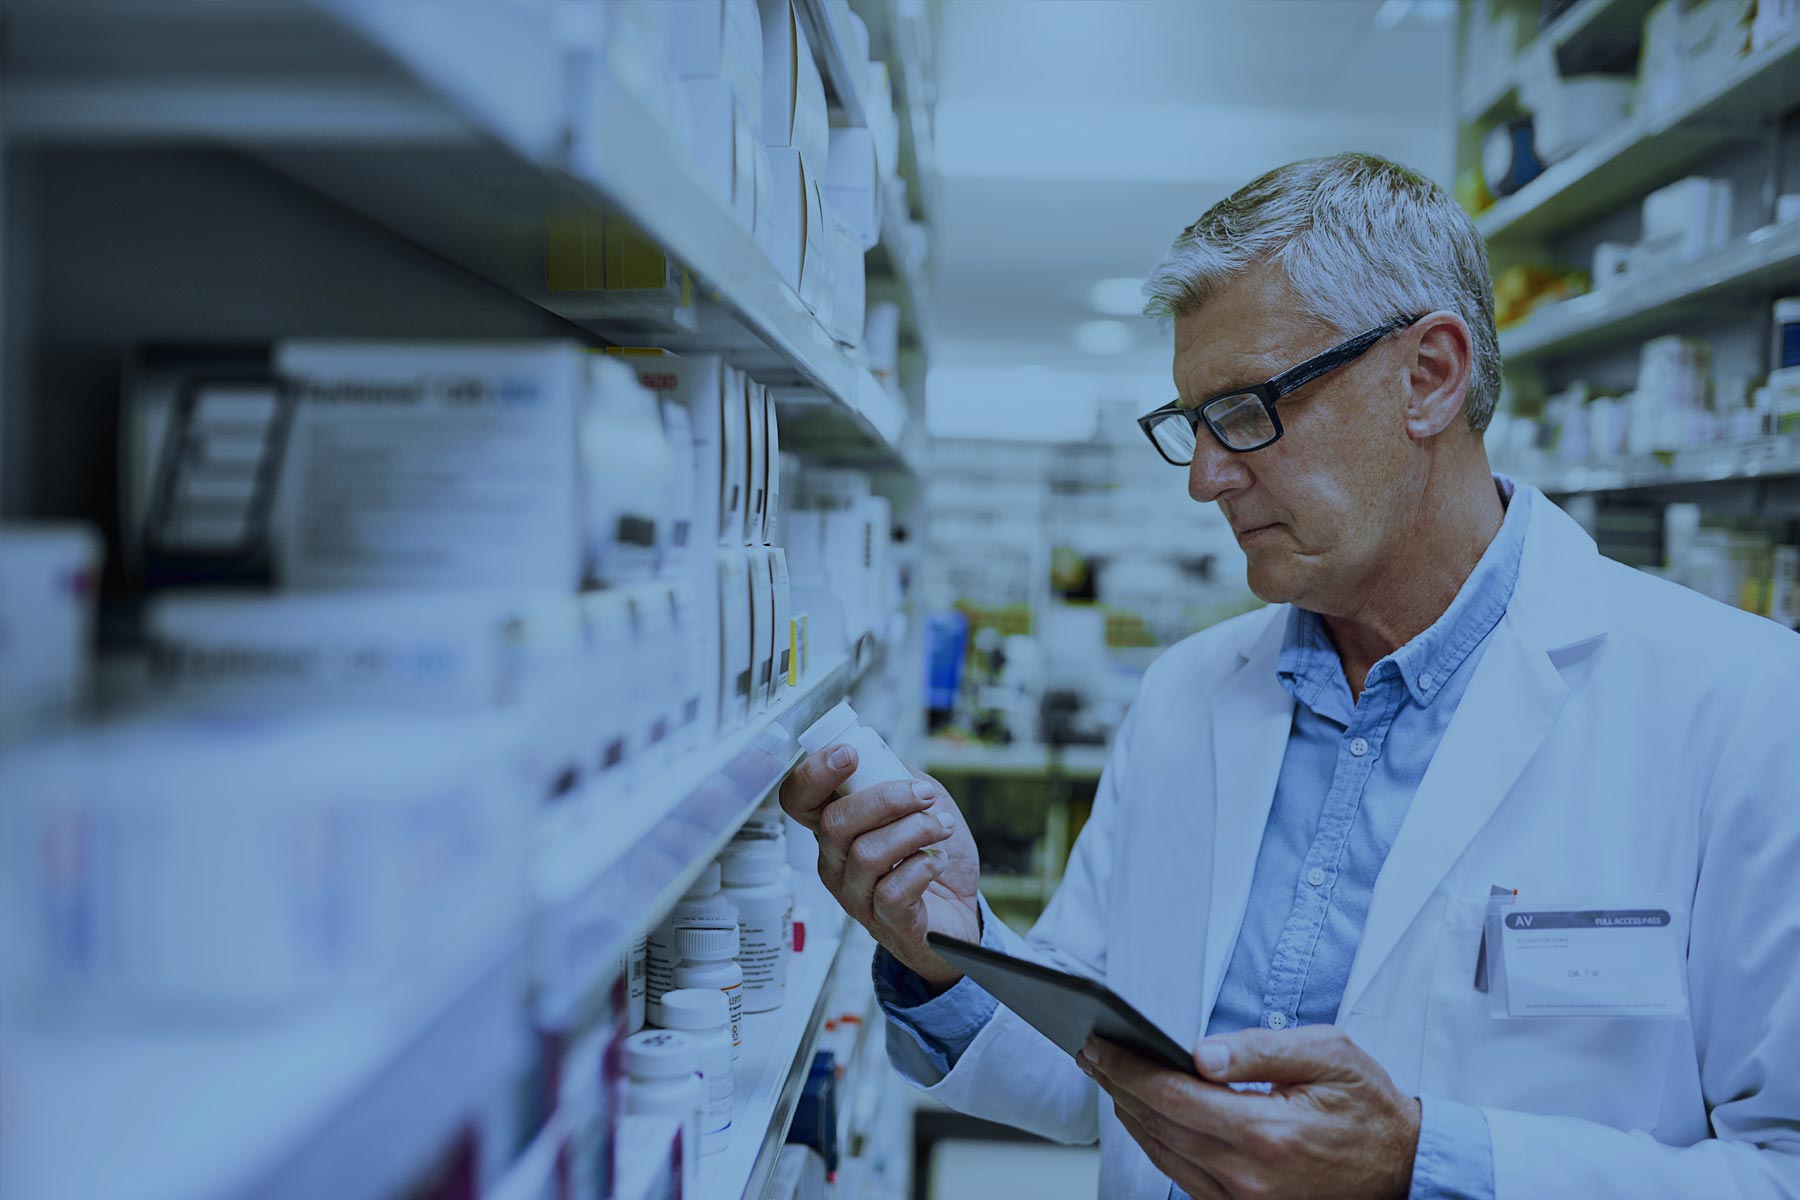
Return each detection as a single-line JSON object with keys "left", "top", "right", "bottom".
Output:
{"left": 1475, "top": 31, "right": 1800, "bottom": 245}
{"left": 869, "top": 176, "right": 934, "bottom": 351}
{"left": 1513, "top": 435, "right": 1800, "bottom": 496}
{"left": 3, "top": 0, "right": 916, "bottom": 474}
{"left": 924, "top": 739, "right": 1110, "bottom": 781}
{"left": 0, "top": 650, "right": 874, "bottom": 1200}
{"left": 1499, "top": 219, "right": 1800, "bottom": 364}
{"left": 701, "top": 914, "right": 854, "bottom": 1200}
{"left": 1459, "top": 0, "right": 1660, "bottom": 125}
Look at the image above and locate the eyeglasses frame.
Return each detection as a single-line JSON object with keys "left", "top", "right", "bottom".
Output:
{"left": 1136, "top": 313, "right": 1427, "bottom": 464}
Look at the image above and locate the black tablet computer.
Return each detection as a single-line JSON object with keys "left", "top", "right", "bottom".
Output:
{"left": 926, "top": 931, "right": 1197, "bottom": 1076}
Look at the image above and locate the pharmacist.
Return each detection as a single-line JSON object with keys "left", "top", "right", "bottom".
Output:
{"left": 782, "top": 154, "right": 1800, "bottom": 1200}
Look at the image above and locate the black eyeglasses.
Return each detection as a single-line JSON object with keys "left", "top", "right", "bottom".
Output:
{"left": 1136, "top": 315, "right": 1424, "bottom": 464}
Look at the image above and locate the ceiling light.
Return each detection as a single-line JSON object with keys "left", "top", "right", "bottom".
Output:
{"left": 1074, "top": 320, "right": 1133, "bottom": 356}
{"left": 1088, "top": 277, "right": 1146, "bottom": 316}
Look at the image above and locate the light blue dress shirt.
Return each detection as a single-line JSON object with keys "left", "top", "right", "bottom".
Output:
{"left": 876, "top": 479, "right": 1531, "bottom": 1200}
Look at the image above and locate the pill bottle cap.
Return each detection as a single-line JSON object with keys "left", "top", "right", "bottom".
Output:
{"left": 625, "top": 1030, "right": 699, "bottom": 1079}
{"left": 681, "top": 862, "right": 722, "bottom": 899}
{"left": 658, "top": 988, "right": 729, "bottom": 1032}
{"left": 797, "top": 700, "right": 858, "bottom": 756}
{"left": 721, "top": 838, "right": 784, "bottom": 885}
{"left": 677, "top": 923, "right": 740, "bottom": 960}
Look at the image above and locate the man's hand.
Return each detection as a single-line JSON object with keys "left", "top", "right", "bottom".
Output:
{"left": 1079, "top": 1025, "right": 1421, "bottom": 1200}
{"left": 779, "top": 745, "right": 981, "bottom": 989}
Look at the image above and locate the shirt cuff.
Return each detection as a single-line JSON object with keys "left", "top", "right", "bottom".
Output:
{"left": 872, "top": 902, "right": 1003, "bottom": 1084}
{"left": 1408, "top": 1095, "right": 1496, "bottom": 1200}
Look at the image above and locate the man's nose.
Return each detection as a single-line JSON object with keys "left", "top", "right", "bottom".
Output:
{"left": 1187, "top": 431, "right": 1250, "bottom": 503}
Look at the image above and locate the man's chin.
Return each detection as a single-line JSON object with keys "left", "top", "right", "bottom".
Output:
{"left": 1244, "top": 557, "right": 1304, "bottom": 606}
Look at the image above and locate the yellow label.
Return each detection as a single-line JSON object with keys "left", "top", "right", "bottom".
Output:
{"left": 787, "top": 617, "right": 800, "bottom": 686}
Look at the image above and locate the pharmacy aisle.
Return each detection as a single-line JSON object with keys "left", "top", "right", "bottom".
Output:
{"left": 0, "top": 2, "right": 929, "bottom": 1199}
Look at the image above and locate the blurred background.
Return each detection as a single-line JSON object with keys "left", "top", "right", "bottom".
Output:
{"left": 0, "top": 1, "right": 1796, "bottom": 1198}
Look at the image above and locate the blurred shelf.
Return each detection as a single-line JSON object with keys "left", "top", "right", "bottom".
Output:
{"left": 1, "top": 924, "right": 528, "bottom": 1200}
{"left": 1461, "top": 0, "right": 1659, "bottom": 123}
{"left": 533, "top": 653, "right": 862, "bottom": 1024}
{"left": 796, "top": 0, "right": 868, "bottom": 128}
{"left": 851, "top": 0, "right": 936, "bottom": 226}
{"left": 980, "top": 875, "right": 1054, "bottom": 904}
{"left": 1476, "top": 32, "right": 1800, "bottom": 244}
{"left": 1514, "top": 435, "right": 1800, "bottom": 494}
{"left": 1500, "top": 220, "right": 1800, "bottom": 363}
{"left": 869, "top": 177, "right": 933, "bottom": 351}
{"left": 702, "top": 915, "right": 853, "bottom": 1200}
{"left": 4, "top": 0, "right": 915, "bottom": 473}
{"left": 925, "top": 739, "right": 1109, "bottom": 780}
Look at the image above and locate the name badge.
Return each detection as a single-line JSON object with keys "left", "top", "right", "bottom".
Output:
{"left": 1484, "top": 895, "right": 1688, "bottom": 1020}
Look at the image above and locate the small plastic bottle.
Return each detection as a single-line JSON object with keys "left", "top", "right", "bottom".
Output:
{"left": 721, "top": 839, "right": 791, "bottom": 1012}
{"left": 658, "top": 988, "right": 735, "bottom": 1155}
{"left": 671, "top": 923, "right": 745, "bottom": 1061}
{"left": 733, "top": 794, "right": 786, "bottom": 843}
{"left": 797, "top": 700, "right": 911, "bottom": 795}
{"left": 647, "top": 863, "right": 739, "bottom": 1025}
{"left": 622, "top": 1030, "right": 705, "bottom": 1196}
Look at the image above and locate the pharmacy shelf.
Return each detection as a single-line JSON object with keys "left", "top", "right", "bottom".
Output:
{"left": 702, "top": 914, "right": 854, "bottom": 1200}
{"left": 4, "top": 0, "right": 916, "bottom": 474}
{"left": 797, "top": 0, "right": 869, "bottom": 128}
{"left": 1514, "top": 435, "right": 1800, "bottom": 495}
{"left": 925, "top": 739, "right": 1110, "bottom": 781}
{"left": 869, "top": 176, "right": 933, "bottom": 350}
{"left": 534, "top": 652, "right": 863, "bottom": 1022}
{"left": 1459, "top": 0, "right": 1659, "bottom": 124}
{"left": 1500, "top": 220, "right": 1800, "bottom": 363}
{"left": 0, "top": 923, "right": 529, "bottom": 1200}
{"left": 1476, "top": 32, "right": 1800, "bottom": 244}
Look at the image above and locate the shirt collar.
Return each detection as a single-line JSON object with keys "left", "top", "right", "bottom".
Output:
{"left": 1276, "top": 476, "right": 1531, "bottom": 710}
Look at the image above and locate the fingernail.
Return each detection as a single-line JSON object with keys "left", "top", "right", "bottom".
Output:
{"left": 1077, "top": 1046, "right": 1096, "bottom": 1071}
{"left": 828, "top": 745, "right": 852, "bottom": 769}
{"left": 911, "top": 781, "right": 934, "bottom": 801}
{"left": 1196, "top": 1039, "right": 1229, "bottom": 1077}
{"left": 932, "top": 809, "right": 954, "bottom": 831}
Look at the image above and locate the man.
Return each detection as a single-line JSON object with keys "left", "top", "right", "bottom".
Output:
{"left": 780, "top": 154, "right": 1800, "bottom": 1199}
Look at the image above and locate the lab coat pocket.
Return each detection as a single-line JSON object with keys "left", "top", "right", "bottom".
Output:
{"left": 1420, "top": 894, "right": 1673, "bottom": 1132}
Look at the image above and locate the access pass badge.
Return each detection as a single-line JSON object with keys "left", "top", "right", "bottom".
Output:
{"left": 1479, "top": 891, "right": 1689, "bottom": 1020}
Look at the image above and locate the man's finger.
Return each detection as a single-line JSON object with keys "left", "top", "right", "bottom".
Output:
{"left": 814, "top": 778, "right": 936, "bottom": 883}
{"left": 1193, "top": 1024, "right": 1361, "bottom": 1086}
{"left": 868, "top": 850, "right": 943, "bottom": 925}
{"left": 780, "top": 745, "right": 859, "bottom": 831}
{"left": 1112, "top": 1108, "right": 1230, "bottom": 1200}
{"left": 1083, "top": 1037, "right": 1267, "bottom": 1146}
{"left": 841, "top": 809, "right": 954, "bottom": 903}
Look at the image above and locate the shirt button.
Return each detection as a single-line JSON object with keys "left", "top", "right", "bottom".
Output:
{"left": 1266, "top": 1012, "right": 1288, "bottom": 1030}
{"left": 1420, "top": 672, "right": 1436, "bottom": 690}
{"left": 1307, "top": 867, "right": 1327, "bottom": 887}
{"left": 1349, "top": 736, "right": 1370, "bottom": 757}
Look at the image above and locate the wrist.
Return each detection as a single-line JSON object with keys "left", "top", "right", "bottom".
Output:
{"left": 1390, "top": 1095, "right": 1422, "bottom": 1199}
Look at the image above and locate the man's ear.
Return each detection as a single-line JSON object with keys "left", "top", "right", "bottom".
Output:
{"left": 1404, "top": 313, "right": 1474, "bottom": 441}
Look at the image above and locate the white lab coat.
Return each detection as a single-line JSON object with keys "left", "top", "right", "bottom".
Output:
{"left": 920, "top": 488, "right": 1800, "bottom": 1198}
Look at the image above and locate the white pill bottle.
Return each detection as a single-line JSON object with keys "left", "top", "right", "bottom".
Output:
{"left": 657, "top": 988, "right": 735, "bottom": 1155}
{"left": 622, "top": 1030, "right": 704, "bottom": 1195}
{"left": 646, "top": 864, "right": 739, "bottom": 1025}
{"left": 797, "top": 700, "right": 910, "bottom": 794}
{"left": 720, "top": 839, "right": 791, "bottom": 1012}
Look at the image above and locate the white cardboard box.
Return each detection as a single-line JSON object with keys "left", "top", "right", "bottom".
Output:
{"left": 769, "top": 547, "right": 791, "bottom": 700}
{"left": 671, "top": 0, "right": 764, "bottom": 135}
{"left": 717, "top": 550, "right": 753, "bottom": 732}
{"left": 274, "top": 341, "right": 588, "bottom": 591}
{"left": 680, "top": 76, "right": 758, "bottom": 233}
{"left": 748, "top": 546, "right": 774, "bottom": 713}
{"left": 825, "top": 126, "right": 881, "bottom": 250}
{"left": 827, "top": 207, "right": 866, "bottom": 348}
{"left": 758, "top": 0, "right": 828, "bottom": 171}
{"left": 763, "top": 388, "right": 781, "bottom": 546}
{"left": 744, "top": 372, "right": 767, "bottom": 547}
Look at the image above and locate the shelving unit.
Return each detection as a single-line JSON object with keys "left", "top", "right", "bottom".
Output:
{"left": 0, "top": 0, "right": 936, "bottom": 1197}
{"left": 1500, "top": 220, "right": 1800, "bottom": 363}
{"left": 1517, "top": 435, "right": 1800, "bottom": 496}
{"left": 1476, "top": 31, "right": 1800, "bottom": 245}
{"left": 1460, "top": 0, "right": 1660, "bottom": 124}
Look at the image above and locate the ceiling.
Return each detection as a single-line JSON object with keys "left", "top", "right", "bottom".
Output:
{"left": 924, "top": 0, "right": 1459, "bottom": 383}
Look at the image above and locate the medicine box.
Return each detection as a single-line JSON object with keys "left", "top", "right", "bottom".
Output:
{"left": 680, "top": 76, "right": 759, "bottom": 233}
{"left": 759, "top": 0, "right": 828, "bottom": 174}
{"left": 763, "top": 389, "right": 781, "bottom": 546}
{"left": 717, "top": 550, "right": 753, "bottom": 732}
{"left": 584, "top": 355, "right": 675, "bottom": 588}
{"left": 765, "top": 147, "right": 828, "bottom": 307}
{"left": 825, "top": 127, "right": 881, "bottom": 251}
{"left": 749, "top": 546, "right": 774, "bottom": 713}
{"left": 671, "top": 0, "right": 764, "bottom": 135}
{"left": 770, "top": 548, "right": 791, "bottom": 701}
{"left": 744, "top": 372, "right": 767, "bottom": 547}
{"left": 828, "top": 209, "right": 867, "bottom": 348}
{"left": 274, "top": 341, "right": 591, "bottom": 592}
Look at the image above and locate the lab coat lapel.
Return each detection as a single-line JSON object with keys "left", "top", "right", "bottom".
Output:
{"left": 1199, "top": 608, "right": 1293, "bottom": 1027}
{"left": 1338, "top": 489, "right": 1601, "bottom": 1018}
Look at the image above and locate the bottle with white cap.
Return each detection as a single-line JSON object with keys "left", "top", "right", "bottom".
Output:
{"left": 734, "top": 794, "right": 787, "bottom": 843}
{"left": 796, "top": 700, "right": 911, "bottom": 795}
{"left": 619, "top": 933, "right": 647, "bottom": 1033}
{"left": 721, "top": 838, "right": 791, "bottom": 1012}
{"left": 647, "top": 863, "right": 739, "bottom": 1025}
{"left": 670, "top": 921, "right": 745, "bottom": 1060}
{"left": 658, "top": 988, "right": 734, "bottom": 1154}
{"left": 622, "top": 1029, "right": 705, "bottom": 1196}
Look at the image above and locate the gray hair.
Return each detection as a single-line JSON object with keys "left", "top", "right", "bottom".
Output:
{"left": 1143, "top": 153, "right": 1501, "bottom": 433}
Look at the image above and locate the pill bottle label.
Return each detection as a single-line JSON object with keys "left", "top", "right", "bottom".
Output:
{"left": 738, "top": 917, "right": 787, "bottom": 1005}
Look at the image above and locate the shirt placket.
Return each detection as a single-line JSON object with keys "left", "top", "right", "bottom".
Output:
{"left": 1257, "top": 671, "right": 1403, "bottom": 1030}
